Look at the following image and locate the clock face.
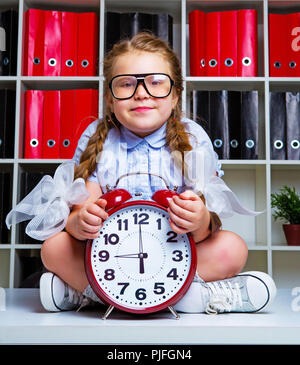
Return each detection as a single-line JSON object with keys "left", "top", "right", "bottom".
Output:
{"left": 86, "top": 201, "right": 196, "bottom": 313}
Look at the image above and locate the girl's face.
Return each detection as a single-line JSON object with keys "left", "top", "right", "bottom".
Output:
{"left": 106, "top": 51, "right": 179, "bottom": 137}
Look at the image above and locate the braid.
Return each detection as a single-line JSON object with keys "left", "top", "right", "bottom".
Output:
{"left": 74, "top": 118, "right": 113, "bottom": 181}
{"left": 166, "top": 104, "right": 193, "bottom": 176}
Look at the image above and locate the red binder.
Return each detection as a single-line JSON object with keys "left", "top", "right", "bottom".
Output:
{"left": 74, "top": 89, "right": 99, "bottom": 143}
{"left": 61, "top": 12, "right": 78, "bottom": 76}
{"left": 189, "top": 10, "right": 206, "bottom": 76}
{"left": 24, "top": 90, "right": 44, "bottom": 158}
{"left": 269, "top": 14, "right": 288, "bottom": 77}
{"left": 77, "top": 13, "right": 99, "bottom": 76}
{"left": 220, "top": 11, "right": 238, "bottom": 76}
{"left": 44, "top": 10, "right": 61, "bottom": 76}
{"left": 238, "top": 9, "right": 258, "bottom": 77}
{"left": 42, "top": 90, "right": 61, "bottom": 158}
{"left": 205, "top": 11, "right": 221, "bottom": 76}
{"left": 60, "top": 89, "right": 76, "bottom": 159}
{"left": 23, "top": 9, "right": 45, "bottom": 76}
{"left": 286, "top": 13, "right": 300, "bottom": 77}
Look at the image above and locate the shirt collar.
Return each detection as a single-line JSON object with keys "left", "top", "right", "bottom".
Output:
{"left": 120, "top": 122, "right": 167, "bottom": 149}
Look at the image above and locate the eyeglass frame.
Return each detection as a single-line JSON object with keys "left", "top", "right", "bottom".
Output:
{"left": 108, "top": 73, "right": 175, "bottom": 100}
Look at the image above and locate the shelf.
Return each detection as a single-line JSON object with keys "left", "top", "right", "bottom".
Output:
{"left": 0, "top": 0, "right": 299, "bottom": 294}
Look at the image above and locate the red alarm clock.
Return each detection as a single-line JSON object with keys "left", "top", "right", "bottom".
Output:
{"left": 85, "top": 173, "right": 197, "bottom": 319}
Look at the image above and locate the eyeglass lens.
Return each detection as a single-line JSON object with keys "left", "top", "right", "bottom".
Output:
{"left": 111, "top": 74, "right": 172, "bottom": 99}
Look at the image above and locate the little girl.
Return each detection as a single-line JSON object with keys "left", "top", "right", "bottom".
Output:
{"left": 7, "top": 33, "right": 276, "bottom": 314}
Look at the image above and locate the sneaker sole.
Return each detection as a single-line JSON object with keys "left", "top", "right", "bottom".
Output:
{"left": 39, "top": 273, "right": 61, "bottom": 312}
{"left": 239, "top": 271, "right": 277, "bottom": 312}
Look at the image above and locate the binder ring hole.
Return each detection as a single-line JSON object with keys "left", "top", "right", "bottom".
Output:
{"left": 81, "top": 59, "right": 89, "bottom": 68}
{"left": 66, "top": 59, "right": 74, "bottom": 67}
{"left": 289, "top": 61, "right": 296, "bottom": 69}
{"left": 230, "top": 139, "right": 239, "bottom": 148}
{"left": 209, "top": 59, "right": 217, "bottom": 68}
{"left": 3, "top": 57, "right": 9, "bottom": 66}
{"left": 63, "top": 139, "right": 70, "bottom": 148}
{"left": 225, "top": 58, "right": 233, "bottom": 67}
{"left": 30, "top": 138, "right": 38, "bottom": 147}
{"left": 47, "top": 139, "right": 55, "bottom": 148}
{"left": 291, "top": 139, "right": 300, "bottom": 149}
{"left": 274, "top": 140, "right": 284, "bottom": 149}
{"left": 242, "top": 57, "right": 251, "bottom": 66}
{"left": 48, "top": 58, "right": 57, "bottom": 67}
{"left": 201, "top": 58, "right": 205, "bottom": 67}
{"left": 245, "top": 139, "right": 255, "bottom": 149}
{"left": 274, "top": 61, "right": 281, "bottom": 69}
{"left": 33, "top": 57, "right": 40, "bottom": 65}
{"left": 214, "top": 139, "right": 223, "bottom": 148}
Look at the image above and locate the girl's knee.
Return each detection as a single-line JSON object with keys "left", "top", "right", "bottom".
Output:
{"left": 216, "top": 230, "right": 248, "bottom": 277}
{"left": 40, "top": 231, "right": 70, "bottom": 271}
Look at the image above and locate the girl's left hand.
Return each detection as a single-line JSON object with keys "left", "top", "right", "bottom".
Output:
{"left": 167, "top": 190, "right": 209, "bottom": 235}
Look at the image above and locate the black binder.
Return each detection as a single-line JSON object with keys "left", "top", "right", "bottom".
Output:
{"left": 209, "top": 90, "right": 230, "bottom": 159}
{"left": 0, "top": 89, "right": 16, "bottom": 158}
{"left": 19, "top": 171, "right": 44, "bottom": 244}
{"left": 241, "top": 91, "right": 259, "bottom": 159}
{"left": 0, "top": 9, "right": 18, "bottom": 76}
{"left": 105, "top": 11, "right": 173, "bottom": 53}
{"left": 0, "top": 171, "right": 11, "bottom": 243}
{"left": 191, "top": 90, "right": 210, "bottom": 135}
{"left": 269, "top": 92, "right": 286, "bottom": 160}
{"left": 285, "top": 92, "right": 300, "bottom": 160}
{"left": 105, "top": 12, "right": 121, "bottom": 54}
{"left": 228, "top": 91, "right": 241, "bottom": 159}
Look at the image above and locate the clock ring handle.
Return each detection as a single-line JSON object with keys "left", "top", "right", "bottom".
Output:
{"left": 113, "top": 172, "right": 172, "bottom": 190}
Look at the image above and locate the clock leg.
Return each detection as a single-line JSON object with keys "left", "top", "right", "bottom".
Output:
{"left": 102, "top": 305, "right": 114, "bottom": 320}
{"left": 168, "top": 306, "right": 180, "bottom": 320}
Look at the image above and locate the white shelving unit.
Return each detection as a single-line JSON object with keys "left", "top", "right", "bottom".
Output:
{"left": 0, "top": 0, "right": 299, "bottom": 290}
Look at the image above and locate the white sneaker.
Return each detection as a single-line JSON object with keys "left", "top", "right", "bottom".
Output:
{"left": 39, "top": 272, "right": 89, "bottom": 312}
{"left": 204, "top": 271, "right": 277, "bottom": 314}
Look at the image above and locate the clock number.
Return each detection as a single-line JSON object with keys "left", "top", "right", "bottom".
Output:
{"left": 172, "top": 250, "right": 183, "bottom": 262}
{"left": 103, "top": 233, "right": 119, "bottom": 245}
{"left": 156, "top": 218, "right": 162, "bottom": 230}
{"left": 118, "top": 282, "right": 129, "bottom": 295}
{"left": 104, "top": 269, "right": 115, "bottom": 281}
{"left": 117, "top": 218, "right": 128, "bottom": 231}
{"left": 167, "top": 268, "right": 179, "bottom": 280}
{"left": 153, "top": 282, "right": 165, "bottom": 295}
{"left": 135, "top": 288, "right": 146, "bottom": 300}
{"left": 98, "top": 250, "right": 109, "bottom": 262}
{"left": 133, "top": 213, "right": 149, "bottom": 225}
{"left": 167, "top": 231, "right": 178, "bottom": 242}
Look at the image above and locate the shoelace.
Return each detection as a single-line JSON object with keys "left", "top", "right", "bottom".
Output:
{"left": 205, "top": 280, "right": 243, "bottom": 314}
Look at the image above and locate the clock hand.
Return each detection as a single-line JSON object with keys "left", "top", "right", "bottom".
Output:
{"left": 139, "top": 224, "right": 146, "bottom": 274}
{"left": 115, "top": 253, "right": 148, "bottom": 259}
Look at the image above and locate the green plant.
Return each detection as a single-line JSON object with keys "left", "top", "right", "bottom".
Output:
{"left": 271, "top": 185, "right": 300, "bottom": 224}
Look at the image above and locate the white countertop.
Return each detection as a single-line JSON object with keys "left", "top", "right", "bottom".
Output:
{"left": 1, "top": 288, "right": 300, "bottom": 345}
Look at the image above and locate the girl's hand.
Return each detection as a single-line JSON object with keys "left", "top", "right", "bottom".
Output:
{"left": 167, "top": 190, "right": 210, "bottom": 240}
{"left": 69, "top": 198, "right": 109, "bottom": 241}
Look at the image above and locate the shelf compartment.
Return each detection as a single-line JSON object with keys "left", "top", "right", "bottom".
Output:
{"left": 242, "top": 249, "right": 268, "bottom": 273}
{"left": 272, "top": 251, "right": 300, "bottom": 288}
{"left": 14, "top": 248, "right": 43, "bottom": 288}
{"left": 0, "top": 250, "right": 10, "bottom": 287}
{"left": 185, "top": 0, "right": 265, "bottom": 77}
{"left": 221, "top": 164, "right": 267, "bottom": 248}
{"left": 270, "top": 164, "right": 300, "bottom": 247}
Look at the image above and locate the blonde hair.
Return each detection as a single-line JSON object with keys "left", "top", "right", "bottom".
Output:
{"left": 74, "top": 32, "right": 192, "bottom": 181}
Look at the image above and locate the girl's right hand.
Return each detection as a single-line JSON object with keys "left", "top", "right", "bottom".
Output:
{"left": 67, "top": 198, "right": 108, "bottom": 241}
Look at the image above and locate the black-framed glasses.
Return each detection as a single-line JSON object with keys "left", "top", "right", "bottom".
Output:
{"left": 109, "top": 73, "right": 174, "bottom": 100}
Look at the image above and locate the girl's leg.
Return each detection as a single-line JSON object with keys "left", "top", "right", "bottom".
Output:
{"left": 174, "top": 230, "right": 276, "bottom": 314}
{"left": 195, "top": 230, "right": 248, "bottom": 282}
{"left": 40, "top": 231, "right": 88, "bottom": 293}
